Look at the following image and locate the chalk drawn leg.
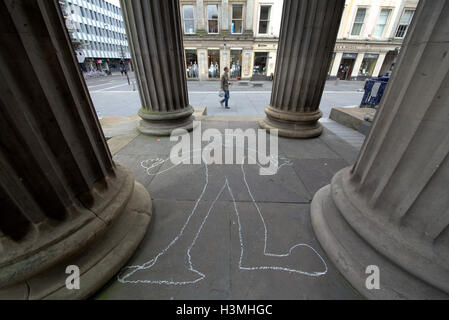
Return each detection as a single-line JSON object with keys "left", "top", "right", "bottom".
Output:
{"left": 224, "top": 165, "right": 328, "bottom": 277}
{"left": 118, "top": 167, "right": 229, "bottom": 285}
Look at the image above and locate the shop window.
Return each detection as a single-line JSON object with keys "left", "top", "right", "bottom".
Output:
{"left": 232, "top": 5, "right": 243, "bottom": 34}
{"left": 208, "top": 49, "right": 220, "bottom": 79}
{"left": 183, "top": 5, "right": 195, "bottom": 34}
{"left": 258, "top": 6, "right": 271, "bottom": 34}
{"left": 253, "top": 52, "right": 269, "bottom": 76}
{"left": 395, "top": 10, "right": 414, "bottom": 38}
{"left": 208, "top": 5, "right": 219, "bottom": 34}
{"left": 359, "top": 54, "right": 379, "bottom": 77}
{"left": 230, "top": 50, "right": 242, "bottom": 79}
{"left": 185, "top": 49, "right": 198, "bottom": 79}
{"left": 374, "top": 9, "right": 391, "bottom": 38}
{"left": 337, "top": 53, "right": 358, "bottom": 80}
{"left": 351, "top": 8, "right": 366, "bottom": 36}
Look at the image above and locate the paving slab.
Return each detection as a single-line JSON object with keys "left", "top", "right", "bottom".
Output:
{"left": 279, "top": 136, "right": 341, "bottom": 159}
{"left": 113, "top": 153, "right": 162, "bottom": 188}
{"left": 319, "top": 128, "right": 362, "bottom": 164}
{"left": 291, "top": 158, "right": 350, "bottom": 196}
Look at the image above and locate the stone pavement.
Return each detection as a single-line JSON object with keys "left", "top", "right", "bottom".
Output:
{"left": 95, "top": 119, "right": 363, "bottom": 299}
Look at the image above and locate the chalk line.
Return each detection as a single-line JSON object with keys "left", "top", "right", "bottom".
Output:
{"left": 117, "top": 140, "right": 327, "bottom": 285}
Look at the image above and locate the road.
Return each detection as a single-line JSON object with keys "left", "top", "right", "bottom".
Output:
{"left": 85, "top": 72, "right": 365, "bottom": 119}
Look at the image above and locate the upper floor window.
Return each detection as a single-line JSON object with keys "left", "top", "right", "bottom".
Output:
{"left": 232, "top": 4, "right": 243, "bottom": 34}
{"left": 183, "top": 5, "right": 195, "bottom": 34}
{"left": 351, "top": 8, "right": 366, "bottom": 36}
{"left": 258, "top": 5, "right": 271, "bottom": 34}
{"left": 373, "top": 8, "right": 391, "bottom": 37}
{"left": 208, "top": 4, "right": 219, "bottom": 34}
{"left": 395, "top": 9, "right": 414, "bottom": 38}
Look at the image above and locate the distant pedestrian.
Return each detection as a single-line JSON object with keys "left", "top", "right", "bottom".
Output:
{"left": 120, "top": 59, "right": 126, "bottom": 76}
{"left": 220, "top": 67, "right": 232, "bottom": 109}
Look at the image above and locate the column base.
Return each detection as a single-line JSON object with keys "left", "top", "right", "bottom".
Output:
{"left": 311, "top": 168, "right": 449, "bottom": 299}
{"left": 138, "top": 106, "right": 196, "bottom": 136}
{"left": 0, "top": 164, "right": 152, "bottom": 300}
{"left": 259, "top": 106, "right": 323, "bottom": 138}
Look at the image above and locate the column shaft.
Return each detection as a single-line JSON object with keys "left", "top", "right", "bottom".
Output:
{"left": 121, "top": 0, "right": 194, "bottom": 136}
{"left": 0, "top": 0, "right": 151, "bottom": 299}
{"left": 311, "top": 0, "right": 449, "bottom": 299}
{"left": 260, "top": 0, "right": 345, "bottom": 138}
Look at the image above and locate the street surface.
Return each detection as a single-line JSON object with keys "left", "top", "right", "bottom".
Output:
{"left": 85, "top": 72, "right": 365, "bottom": 119}
{"left": 96, "top": 120, "right": 363, "bottom": 299}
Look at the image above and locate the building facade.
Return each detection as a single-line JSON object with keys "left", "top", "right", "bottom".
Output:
{"left": 59, "top": 0, "right": 131, "bottom": 73}
{"left": 329, "top": 0, "right": 419, "bottom": 80}
{"left": 180, "top": 0, "right": 418, "bottom": 81}
{"left": 180, "top": 0, "right": 283, "bottom": 80}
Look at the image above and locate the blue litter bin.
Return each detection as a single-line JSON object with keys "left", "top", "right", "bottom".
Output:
{"left": 360, "top": 75, "right": 390, "bottom": 108}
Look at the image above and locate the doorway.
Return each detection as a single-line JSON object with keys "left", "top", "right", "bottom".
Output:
{"left": 337, "top": 53, "right": 357, "bottom": 80}
{"left": 208, "top": 49, "right": 220, "bottom": 79}
{"left": 230, "top": 49, "right": 242, "bottom": 79}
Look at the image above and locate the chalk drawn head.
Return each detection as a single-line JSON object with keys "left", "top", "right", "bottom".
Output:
{"left": 141, "top": 158, "right": 165, "bottom": 175}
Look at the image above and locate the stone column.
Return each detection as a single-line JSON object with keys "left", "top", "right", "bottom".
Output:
{"left": 197, "top": 48, "right": 209, "bottom": 81}
{"left": 372, "top": 53, "right": 387, "bottom": 77}
{"left": 311, "top": 0, "right": 449, "bottom": 299}
{"left": 351, "top": 53, "right": 364, "bottom": 80}
{"left": 120, "top": 0, "right": 194, "bottom": 136}
{"left": 259, "top": 0, "right": 345, "bottom": 138}
{"left": 222, "top": 0, "right": 229, "bottom": 32}
{"left": 196, "top": 0, "right": 205, "bottom": 33}
{"left": 0, "top": 0, "right": 152, "bottom": 299}
{"left": 330, "top": 52, "right": 343, "bottom": 77}
{"left": 245, "top": 0, "right": 254, "bottom": 34}
{"left": 221, "top": 46, "right": 230, "bottom": 77}
{"left": 242, "top": 49, "right": 253, "bottom": 79}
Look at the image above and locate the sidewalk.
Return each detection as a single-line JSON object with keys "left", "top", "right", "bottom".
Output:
{"left": 95, "top": 118, "right": 363, "bottom": 299}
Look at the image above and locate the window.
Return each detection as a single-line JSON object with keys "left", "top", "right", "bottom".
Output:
{"left": 208, "top": 5, "right": 219, "bottom": 34}
{"left": 351, "top": 8, "right": 366, "bottom": 36}
{"left": 232, "top": 5, "right": 243, "bottom": 34}
{"left": 395, "top": 10, "right": 414, "bottom": 38}
{"left": 374, "top": 9, "right": 391, "bottom": 37}
{"left": 185, "top": 49, "right": 198, "bottom": 79}
{"left": 208, "top": 49, "right": 220, "bottom": 78}
{"left": 253, "top": 52, "right": 269, "bottom": 76}
{"left": 183, "top": 5, "right": 195, "bottom": 34}
{"left": 258, "top": 6, "right": 271, "bottom": 34}
{"left": 359, "top": 54, "right": 379, "bottom": 77}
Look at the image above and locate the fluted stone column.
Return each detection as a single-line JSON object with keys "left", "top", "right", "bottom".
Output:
{"left": 120, "top": 0, "right": 194, "bottom": 136}
{"left": 0, "top": 0, "right": 152, "bottom": 299}
{"left": 259, "top": 0, "right": 345, "bottom": 138}
{"left": 311, "top": 0, "right": 449, "bottom": 299}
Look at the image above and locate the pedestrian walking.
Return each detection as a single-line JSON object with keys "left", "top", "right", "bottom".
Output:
{"left": 220, "top": 67, "right": 232, "bottom": 109}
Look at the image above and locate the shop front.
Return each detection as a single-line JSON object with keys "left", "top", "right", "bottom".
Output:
{"left": 230, "top": 49, "right": 243, "bottom": 79}
{"left": 358, "top": 53, "right": 379, "bottom": 79}
{"left": 208, "top": 49, "right": 220, "bottom": 79}
{"left": 337, "top": 53, "right": 358, "bottom": 80}
{"left": 253, "top": 52, "right": 269, "bottom": 80}
{"left": 185, "top": 49, "right": 199, "bottom": 79}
